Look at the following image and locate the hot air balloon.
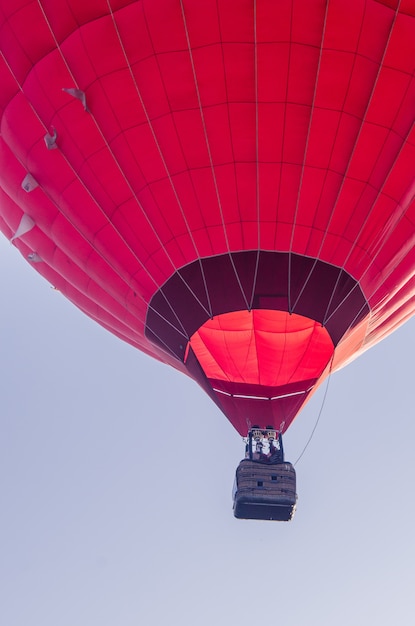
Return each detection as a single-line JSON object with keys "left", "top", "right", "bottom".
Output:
{"left": 1, "top": 0, "right": 415, "bottom": 519}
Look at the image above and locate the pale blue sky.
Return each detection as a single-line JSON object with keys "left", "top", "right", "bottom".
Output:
{"left": 1, "top": 234, "right": 414, "bottom": 626}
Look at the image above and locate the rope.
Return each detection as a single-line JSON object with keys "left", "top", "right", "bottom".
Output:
{"left": 293, "top": 355, "right": 334, "bottom": 466}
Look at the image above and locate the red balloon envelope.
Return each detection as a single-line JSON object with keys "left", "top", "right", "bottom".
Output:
{"left": 1, "top": 0, "right": 415, "bottom": 435}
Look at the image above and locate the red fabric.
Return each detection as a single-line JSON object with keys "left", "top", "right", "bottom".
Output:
{"left": 189, "top": 310, "right": 333, "bottom": 387}
{"left": 1, "top": 0, "right": 415, "bottom": 433}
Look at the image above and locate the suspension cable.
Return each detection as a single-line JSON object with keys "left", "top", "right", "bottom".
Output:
{"left": 294, "top": 355, "right": 334, "bottom": 466}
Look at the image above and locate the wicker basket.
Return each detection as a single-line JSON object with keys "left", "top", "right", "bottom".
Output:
{"left": 233, "top": 459, "right": 297, "bottom": 521}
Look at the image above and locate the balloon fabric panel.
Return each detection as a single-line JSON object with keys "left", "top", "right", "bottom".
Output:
{"left": 1, "top": 0, "right": 415, "bottom": 434}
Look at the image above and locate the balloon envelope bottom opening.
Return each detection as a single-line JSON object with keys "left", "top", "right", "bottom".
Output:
{"left": 189, "top": 309, "right": 334, "bottom": 388}
{"left": 188, "top": 309, "right": 335, "bottom": 435}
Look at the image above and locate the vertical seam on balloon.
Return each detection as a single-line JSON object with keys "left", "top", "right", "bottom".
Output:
{"left": 194, "top": 327, "right": 232, "bottom": 383}
{"left": 8, "top": 230, "right": 152, "bottom": 351}
{"left": 229, "top": 312, "right": 258, "bottom": 385}
{"left": 294, "top": 1, "right": 403, "bottom": 319}
{"left": 24, "top": 235, "right": 182, "bottom": 360}
{"left": 293, "top": 2, "right": 402, "bottom": 317}
{"left": 322, "top": 122, "right": 415, "bottom": 326}
{"left": 335, "top": 117, "right": 415, "bottom": 269}
{"left": 270, "top": 308, "right": 289, "bottom": 388}
{"left": 289, "top": 16, "right": 366, "bottom": 314}
{"left": 31, "top": 4, "right": 176, "bottom": 280}
{"left": 287, "top": 0, "right": 330, "bottom": 314}
{"left": 304, "top": 15, "right": 366, "bottom": 254}
{"left": 251, "top": 311, "right": 262, "bottom": 386}
{"left": 325, "top": 285, "right": 367, "bottom": 329}
{"left": 107, "top": 0, "right": 212, "bottom": 317}
{"left": 328, "top": 41, "right": 413, "bottom": 273}
{"left": 2, "top": 170, "right": 185, "bottom": 361}
{"left": 34, "top": 1, "right": 206, "bottom": 334}
{"left": 324, "top": 126, "right": 415, "bottom": 327}
{"left": 245, "top": 314, "right": 258, "bottom": 383}
{"left": 221, "top": 319, "right": 248, "bottom": 384}
{"left": 106, "top": 0, "right": 214, "bottom": 319}
{"left": 249, "top": 0, "right": 261, "bottom": 312}
{"left": 179, "top": 0, "right": 251, "bottom": 311}
{"left": 285, "top": 324, "right": 315, "bottom": 386}
{"left": 0, "top": 54, "right": 190, "bottom": 355}
{"left": 216, "top": 0, "right": 244, "bottom": 252}
{"left": 321, "top": 3, "right": 408, "bottom": 324}
{"left": 140, "top": 8, "right": 216, "bottom": 260}
{"left": 273, "top": 0, "right": 293, "bottom": 253}
{"left": 34, "top": 1, "right": 208, "bottom": 328}
{"left": 297, "top": 16, "right": 367, "bottom": 303}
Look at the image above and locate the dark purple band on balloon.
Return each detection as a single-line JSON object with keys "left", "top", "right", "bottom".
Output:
{"left": 145, "top": 251, "right": 369, "bottom": 360}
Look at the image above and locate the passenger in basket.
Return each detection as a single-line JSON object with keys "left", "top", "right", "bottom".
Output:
{"left": 252, "top": 441, "right": 269, "bottom": 463}
{"left": 268, "top": 440, "right": 283, "bottom": 464}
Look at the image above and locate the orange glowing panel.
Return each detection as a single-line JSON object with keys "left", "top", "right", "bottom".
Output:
{"left": 189, "top": 310, "right": 334, "bottom": 387}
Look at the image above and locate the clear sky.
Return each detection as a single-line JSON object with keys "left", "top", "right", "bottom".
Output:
{"left": 1, "top": 233, "right": 415, "bottom": 626}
